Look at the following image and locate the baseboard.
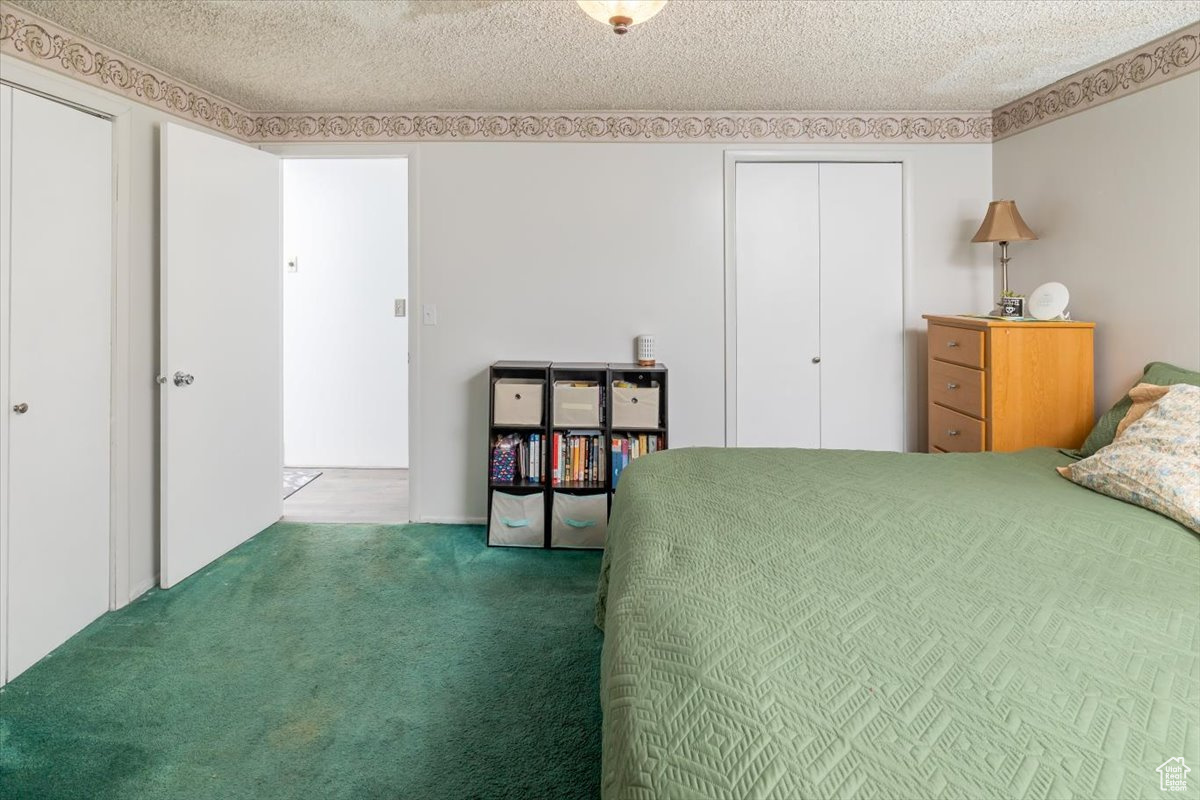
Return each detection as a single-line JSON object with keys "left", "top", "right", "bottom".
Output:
{"left": 285, "top": 465, "right": 410, "bottom": 470}
{"left": 418, "top": 516, "right": 486, "bottom": 525}
{"left": 130, "top": 575, "right": 157, "bottom": 602}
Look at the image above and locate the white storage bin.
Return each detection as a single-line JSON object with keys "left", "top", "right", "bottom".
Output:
{"left": 488, "top": 491, "right": 545, "bottom": 547}
{"left": 551, "top": 492, "right": 608, "bottom": 549}
{"left": 612, "top": 385, "right": 660, "bottom": 429}
{"left": 553, "top": 382, "right": 600, "bottom": 427}
{"left": 493, "top": 379, "right": 543, "bottom": 426}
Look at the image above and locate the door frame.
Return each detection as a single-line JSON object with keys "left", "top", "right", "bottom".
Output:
{"left": 262, "top": 143, "right": 419, "bottom": 522}
{"left": 0, "top": 62, "right": 128, "bottom": 680}
{"left": 723, "top": 149, "right": 917, "bottom": 451}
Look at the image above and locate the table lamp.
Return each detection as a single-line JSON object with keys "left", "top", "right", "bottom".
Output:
{"left": 972, "top": 200, "right": 1037, "bottom": 314}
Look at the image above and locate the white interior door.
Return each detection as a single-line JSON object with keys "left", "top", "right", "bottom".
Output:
{"left": 734, "top": 162, "right": 821, "bottom": 447}
{"left": 161, "top": 123, "right": 281, "bottom": 589}
{"left": 3, "top": 88, "right": 112, "bottom": 682}
{"left": 0, "top": 84, "right": 9, "bottom": 683}
{"left": 818, "top": 163, "right": 904, "bottom": 450}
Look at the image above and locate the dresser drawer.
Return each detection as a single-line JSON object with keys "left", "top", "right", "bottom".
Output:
{"left": 929, "top": 404, "right": 986, "bottom": 452}
{"left": 929, "top": 360, "right": 985, "bottom": 418}
{"left": 928, "top": 323, "right": 985, "bottom": 369}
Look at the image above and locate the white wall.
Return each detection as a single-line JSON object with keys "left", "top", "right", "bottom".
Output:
{"left": 282, "top": 159, "right": 409, "bottom": 468}
{"left": 993, "top": 73, "right": 1200, "bottom": 410}
{"left": 417, "top": 142, "right": 994, "bottom": 521}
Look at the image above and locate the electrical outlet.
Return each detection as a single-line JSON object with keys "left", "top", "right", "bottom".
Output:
{"left": 286, "top": 256, "right": 298, "bottom": 273}
{"left": 422, "top": 304, "right": 438, "bottom": 326}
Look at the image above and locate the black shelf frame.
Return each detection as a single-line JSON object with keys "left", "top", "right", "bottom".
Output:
{"left": 486, "top": 361, "right": 669, "bottom": 549}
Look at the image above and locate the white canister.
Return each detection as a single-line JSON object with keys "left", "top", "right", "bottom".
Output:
{"left": 636, "top": 334, "right": 656, "bottom": 366}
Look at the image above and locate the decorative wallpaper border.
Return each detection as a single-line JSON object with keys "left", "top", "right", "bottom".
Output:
{"left": 992, "top": 23, "right": 1200, "bottom": 140}
{"left": 246, "top": 111, "right": 992, "bottom": 143}
{"left": 1, "top": 6, "right": 257, "bottom": 138}
{"left": 1, "top": 4, "right": 1196, "bottom": 145}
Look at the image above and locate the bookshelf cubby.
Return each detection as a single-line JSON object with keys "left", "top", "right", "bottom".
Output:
{"left": 487, "top": 361, "right": 669, "bottom": 549}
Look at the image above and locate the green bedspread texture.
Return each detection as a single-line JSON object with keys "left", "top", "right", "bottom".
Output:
{"left": 596, "top": 448, "right": 1200, "bottom": 800}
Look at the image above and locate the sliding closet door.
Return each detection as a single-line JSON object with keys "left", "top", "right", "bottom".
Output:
{"left": 818, "top": 163, "right": 904, "bottom": 450}
{"left": 161, "top": 123, "right": 281, "bottom": 588}
{"left": 734, "top": 163, "right": 821, "bottom": 447}
{"left": 5, "top": 88, "right": 112, "bottom": 681}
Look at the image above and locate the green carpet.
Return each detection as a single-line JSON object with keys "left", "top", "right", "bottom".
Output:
{"left": 0, "top": 523, "right": 604, "bottom": 800}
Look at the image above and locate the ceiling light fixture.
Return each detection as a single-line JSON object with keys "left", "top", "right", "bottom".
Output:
{"left": 576, "top": 0, "right": 667, "bottom": 35}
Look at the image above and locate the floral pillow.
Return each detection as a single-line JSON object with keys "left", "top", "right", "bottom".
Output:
{"left": 1058, "top": 384, "right": 1199, "bottom": 532}
{"left": 1115, "top": 383, "right": 1170, "bottom": 439}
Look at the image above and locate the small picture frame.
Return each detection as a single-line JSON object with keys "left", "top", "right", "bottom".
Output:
{"left": 998, "top": 296, "right": 1025, "bottom": 318}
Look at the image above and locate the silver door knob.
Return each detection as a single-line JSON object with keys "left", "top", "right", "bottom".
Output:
{"left": 811, "top": 356, "right": 821, "bottom": 364}
{"left": 173, "top": 371, "right": 195, "bottom": 387}
{"left": 12, "top": 402, "right": 28, "bottom": 414}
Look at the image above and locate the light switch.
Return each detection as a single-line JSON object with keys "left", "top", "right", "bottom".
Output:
{"left": 422, "top": 304, "right": 438, "bottom": 326}
{"left": 286, "top": 257, "right": 298, "bottom": 273}
{"left": 394, "top": 298, "right": 407, "bottom": 317}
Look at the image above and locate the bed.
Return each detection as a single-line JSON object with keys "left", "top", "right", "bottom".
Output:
{"left": 596, "top": 447, "right": 1200, "bottom": 799}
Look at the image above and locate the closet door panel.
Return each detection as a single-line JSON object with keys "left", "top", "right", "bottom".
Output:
{"left": 0, "top": 85, "right": 11, "bottom": 681}
{"left": 735, "top": 163, "right": 821, "bottom": 448}
{"left": 6, "top": 89, "right": 112, "bottom": 680}
{"left": 818, "top": 163, "right": 903, "bottom": 451}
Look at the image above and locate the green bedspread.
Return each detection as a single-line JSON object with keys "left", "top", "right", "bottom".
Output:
{"left": 596, "top": 448, "right": 1200, "bottom": 799}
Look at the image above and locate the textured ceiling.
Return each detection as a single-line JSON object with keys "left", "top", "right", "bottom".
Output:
{"left": 11, "top": 0, "right": 1200, "bottom": 113}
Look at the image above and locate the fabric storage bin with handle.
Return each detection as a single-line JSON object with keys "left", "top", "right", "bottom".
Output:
{"left": 612, "top": 384, "right": 660, "bottom": 429}
{"left": 489, "top": 491, "right": 545, "bottom": 547}
{"left": 493, "top": 378, "right": 543, "bottom": 426}
{"left": 551, "top": 492, "right": 608, "bottom": 548}
{"left": 553, "top": 382, "right": 600, "bottom": 427}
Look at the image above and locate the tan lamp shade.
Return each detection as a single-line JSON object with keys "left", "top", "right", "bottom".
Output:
{"left": 971, "top": 200, "right": 1038, "bottom": 243}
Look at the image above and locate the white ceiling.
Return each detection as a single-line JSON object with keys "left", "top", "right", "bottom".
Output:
{"left": 12, "top": 0, "right": 1200, "bottom": 113}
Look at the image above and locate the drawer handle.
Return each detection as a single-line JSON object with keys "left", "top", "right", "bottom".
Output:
{"left": 500, "top": 517, "right": 530, "bottom": 528}
{"left": 947, "top": 430, "right": 960, "bottom": 437}
{"left": 514, "top": 393, "right": 522, "bottom": 400}
{"left": 946, "top": 382, "right": 959, "bottom": 390}
{"left": 946, "top": 340, "right": 960, "bottom": 348}
{"left": 564, "top": 518, "right": 597, "bottom": 528}
{"left": 631, "top": 397, "right": 638, "bottom": 404}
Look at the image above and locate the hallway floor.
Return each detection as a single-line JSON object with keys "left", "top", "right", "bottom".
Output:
{"left": 281, "top": 468, "right": 408, "bottom": 523}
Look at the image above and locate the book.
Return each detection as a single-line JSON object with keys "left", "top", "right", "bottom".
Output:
{"left": 611, "top": 433, "right": 665, "bottom": 488}
{"left": 549, "top": 430, "right": 605, "bottom": 485}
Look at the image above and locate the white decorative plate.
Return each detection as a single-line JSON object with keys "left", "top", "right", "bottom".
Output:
{"left": 1027, "top": 281, "right": 1069, "bottom": 320}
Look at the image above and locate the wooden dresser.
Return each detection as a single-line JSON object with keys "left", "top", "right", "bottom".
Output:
{"left": 923, "top": 315, "right": 1095, "bottom": 453}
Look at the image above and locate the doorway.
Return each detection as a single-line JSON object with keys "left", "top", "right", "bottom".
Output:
{"left": 280, "top": 158, "right": 410, "bottom": 522}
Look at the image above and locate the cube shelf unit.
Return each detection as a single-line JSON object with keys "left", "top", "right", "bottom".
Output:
{"left": 487, "top": 361, "right": 669, "bottom": 549}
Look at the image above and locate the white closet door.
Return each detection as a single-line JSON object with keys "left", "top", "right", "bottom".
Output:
{"left": 818, "top": 163, "right": 904, "bottom": 451}
{"left": 0, "top": 84, "right": 11, "bottom": 683}
{"left": 161, "top": 123, "right": 281, "bottom": 589}
{"left": 5, "top": 88, "right": 112, "bottom": 681}
{"left": 734, "top": 163, "right": 822, "bottom": 448}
